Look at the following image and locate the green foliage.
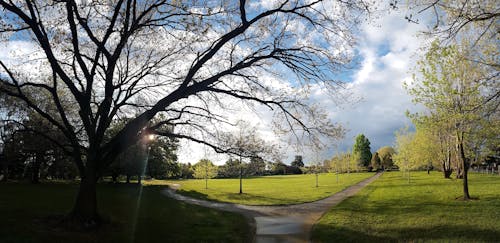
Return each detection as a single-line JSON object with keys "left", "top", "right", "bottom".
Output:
{"left": 371, "top": 152, "right": 381, "bottom": 170}
{"left": 146, "top": 138, "right": 179, "bottom": 179}
{"left": 193, "top": 159, "right": 218, "bottom": 180}
{"left": 268, "top": 161, "right": 287, "bottom": 175}
{"left": 352, "top": 134, "right": 372, "bottom": 168}
{"left": 377, "top": 146, "right": 395, "bottom": 169}
{"left": 0, "top": 183, "right": 249, "bottom": 242}
{"left": 247, "top": 157, "right": 266, "bottom": 176}
{"left": 164, "top": 173, "right": 374, "bottom": 205}
{"left": 291, "top": 155, "right": 304, "bottom": 167}
{"left": 329, "top": 151, "right": 358, "bottom": 173}
{"left": 407, "top": 40, "right": 499, "bottom": 196}
{"left": 393, "top": 127, "right": 421, "bottom": 182}
{"left": 217, "top": 158, "right": 242, "bottom": 178}
{"left": 179, "top": 163, "right": 194, "bottom": 179}
{"left": 312, "top": 172, "right": 500, "bottom": 242}
{"left": 106, "top": 120, "right": 180, "bottom": 181}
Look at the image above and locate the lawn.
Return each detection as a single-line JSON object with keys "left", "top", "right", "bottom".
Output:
{"left": 312, "top": 171, "right": 500, "bottom": 242}
{"left": 0, "top": 182, "right": 250, "bottom": 243}
{"left": 156, "top": 172, "right": 375, "bottom": 205}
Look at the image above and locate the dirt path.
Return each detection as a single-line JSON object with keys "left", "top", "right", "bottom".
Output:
{"left": 161, "top": 172, "right": 382, "bottom": 243}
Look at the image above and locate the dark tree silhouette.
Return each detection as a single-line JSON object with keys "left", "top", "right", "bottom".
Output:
{"left": 0, "top": 0, "right": 367, "bottom": 227}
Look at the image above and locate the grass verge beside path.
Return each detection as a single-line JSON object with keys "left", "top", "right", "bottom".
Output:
{"left": 312, "top": 171, "right": 500, "bottom": 242}
{"left": 0, "top": 182, "right": 249, "bottom": 243}
{"left": 156, "top": 172, "right": 374, "bottom": 205}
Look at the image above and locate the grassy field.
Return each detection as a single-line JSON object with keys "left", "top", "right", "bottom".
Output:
{"left": 0, "top": 182, "right": 250, "bottom": 243}
{"left": 157, "top": 172, "right": 375, "bottom": 205}
{"left": 312, "top": 171, "right": 500, "bottom": 242}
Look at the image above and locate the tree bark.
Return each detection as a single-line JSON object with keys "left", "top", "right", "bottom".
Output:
{"left": 456, "top": 131, "right": 471, "bottom": 199}
{"left": 442, "top": 148, "right": 453, "bottom": 178}
{"left": 239, "top": 156, "right": 243, "bottom": 194}
{"left": 66, "top": 165, "right": 100, "bottom": 229}
{"left": 31, "top": 153, "right": 42, "bottom": 184}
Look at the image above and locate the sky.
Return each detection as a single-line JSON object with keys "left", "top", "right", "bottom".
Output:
{"left": 177, "top": 3, "right": 433, "bottom": 165}
{"left": 0, "top": 1, "right": 433, "bottom": 166}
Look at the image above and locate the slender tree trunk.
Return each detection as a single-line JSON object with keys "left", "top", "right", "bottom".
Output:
{"left": 456, "top": 131, "right": 470, "bottom": 199}
{"left": 239, "top": 157, "right": 243, "bottom": 194}
{"left": 126, "top": 174, "right": 131, "bottom": 184}
{"left": 31, "top": 152, "right": 43, "bottom": 184}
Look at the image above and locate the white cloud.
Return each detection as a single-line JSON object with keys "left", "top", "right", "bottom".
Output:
{"left": 320, "top": 4, "right": 431, "bottom": 156}
{"left": 178, "top": 4, "right": 434, "bottom": 165}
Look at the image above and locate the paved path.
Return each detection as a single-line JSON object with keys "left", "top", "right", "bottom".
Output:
{"left": 161, "top": 173, "right": 382, "bottom": 243}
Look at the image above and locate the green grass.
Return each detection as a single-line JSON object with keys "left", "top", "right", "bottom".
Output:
{"left": 0, "top": 182, "right": 250, "bottom": 243}
{"left": 312, "top": 171, "right": 500, "bottom": 242}
{"left": 157, "top": 172, "right": 375, "bottom": 205}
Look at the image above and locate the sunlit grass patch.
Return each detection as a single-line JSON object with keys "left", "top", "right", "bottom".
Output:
{"left": 154, "top": 172, "right": 375, "bottom": 205}
{"left": 312, "top": 171, "right": 500, "bottom": 242}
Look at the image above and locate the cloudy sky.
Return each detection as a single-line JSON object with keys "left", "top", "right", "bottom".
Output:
{"left": 0, "top": 1, "right": 433, "bottom": 166}
{"left": 178, "top": 3, "right": 433, "bottom": 165}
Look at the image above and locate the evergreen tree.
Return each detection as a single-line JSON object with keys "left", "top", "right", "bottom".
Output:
{"left": 352, "top": 134, "right": 372, "bottom": 168}
{"left": 291, "top": 155, "right": 304, "bottom": 167}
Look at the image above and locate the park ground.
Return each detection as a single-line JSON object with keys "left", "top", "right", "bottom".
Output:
{"left": 0, "top": 182, "right": 249, "bottom": 243}
{"left": 158, "top": 172, "right": 374, "bottom": 205}
{"left": 0, "top": 171, "right": 499, "bottom": 242}
{"left": 312, "top": 171, "right": 500, "bottom": 242}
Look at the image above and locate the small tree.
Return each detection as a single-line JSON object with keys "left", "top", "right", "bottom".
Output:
{"left": 193, "top": 159, "right": 218, "bottom": 189}
{"left": 393, "top": 128, "right": 415, "bottom": 183}
{"left": 221, "top": 120, "right": 273, "bottom": 194}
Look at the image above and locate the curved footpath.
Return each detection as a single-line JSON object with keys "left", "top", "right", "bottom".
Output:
{"left": 161, "top": 172, "right": 382, "bottom": 243}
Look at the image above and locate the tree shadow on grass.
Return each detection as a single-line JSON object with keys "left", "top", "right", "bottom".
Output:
{"left": 312, "top": 224, "right": 500, "bottom": 243}
{"left": 177, "top": 188, "right": 300, "bottom": 205}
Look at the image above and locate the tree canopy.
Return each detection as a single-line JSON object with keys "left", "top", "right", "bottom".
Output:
{"left": 352, "top": 134, "right": 372, "bottom": 168}
{"left": 0, "top": 0, "right": 365, "bottom": 224}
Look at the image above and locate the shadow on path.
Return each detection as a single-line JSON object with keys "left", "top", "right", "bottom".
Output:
{"left": 161, "top": 173, "right": 383, "bottom": 243}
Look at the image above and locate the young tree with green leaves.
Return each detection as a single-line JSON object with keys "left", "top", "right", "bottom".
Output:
{"left": 407, "top": 40, "right": 498, "bottom": 199}
{"left": 393, "top": 128, "right": 418, "bottom": 183}
{"left": 193, "top": 159, "right": 218, "bottom": 189}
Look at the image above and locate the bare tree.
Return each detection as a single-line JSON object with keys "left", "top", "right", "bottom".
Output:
{"left": 0, "top": 0, "right": 367, "bottom": 227}
{"left": 403, "top": 0, "right": 498, "bottom": 42}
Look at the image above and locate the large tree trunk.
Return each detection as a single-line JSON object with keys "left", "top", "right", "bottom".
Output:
{"left": 66, "top": 166, "right": 100, "bottom": 229}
